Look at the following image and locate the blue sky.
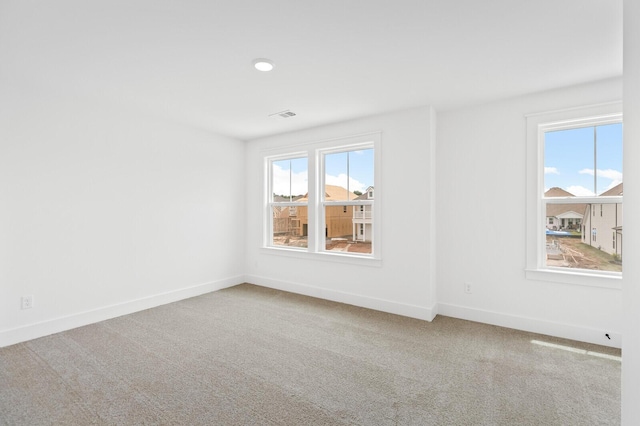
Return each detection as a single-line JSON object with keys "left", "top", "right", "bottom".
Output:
{"left": 272, "top": 149, "right": 374, "bottom": 197}
{"left": 272, "top": 157, "right": 308, "bottom": 197}
{"left": 324, "top": 149, "right": 374, "bottom": 194}
{"left": 544, "top": 123, "right": 623, "bottom": 196}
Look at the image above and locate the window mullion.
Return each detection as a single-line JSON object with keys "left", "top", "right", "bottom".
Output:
{"left": 308, "top": 148, "right": 319, "bottom": 252}
{"left": 544, "top": 196, "right": 622, "bottom": 204}
{"left": 593, "top": 126, "right": 597, "bottom": 195}
{"left": 540, "top": 198, "right": 547, "bottom": 269}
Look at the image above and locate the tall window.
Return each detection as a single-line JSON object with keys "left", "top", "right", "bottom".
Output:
{"left": 268, "top": 156, "right": 308, "bottom": 248}
{"left": 264, "top": 133, "right": 380, "bottom": 260}
{"left": 526, "top": 103, "right": 622, "bottom": 286}
{"left": 321, "top": 147, "right": 374, "bottom": 254}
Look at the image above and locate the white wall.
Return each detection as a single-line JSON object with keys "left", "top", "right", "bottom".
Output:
{"left": 0, "top": 87, "right": 246, "bottom": 347}
{"left": 245, "top": 107, "right": 437, "bottom": 320}
{"left": 437, "top": 78, "right": 623, "bottom": 348}
{"left": 622, "top": 0, "right": 640, "bottom": 422}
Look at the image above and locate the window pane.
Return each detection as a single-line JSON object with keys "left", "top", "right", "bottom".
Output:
{"left": 544, "top": 127, "right": 597, "bottom": 196}
{"left": 595, "top": 123, "right": 623, "bottom": 195}
{"left": 544, "top": 124, "right": 623, "bottom": 197}
{"left": 545, "top": 202, "right": 621, "bottom": 272}
{"left": 324, "top": 205, "right": 372, "bottom": 254}
{"left": 271, "top": 205, "right": 308, "bottom": 248}
{"left": 272, "top": 157, "right": 307, "bottom": 200}
{"left": 324, "top": 149, "right": 374, "bottom": 200}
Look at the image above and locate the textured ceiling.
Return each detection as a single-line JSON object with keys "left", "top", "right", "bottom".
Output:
{"left": 0, "top": 1, "right": 623, "bottom": 140}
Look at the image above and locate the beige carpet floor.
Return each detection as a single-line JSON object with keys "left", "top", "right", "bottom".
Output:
{"left": 0, "top": 284, "right": 621, "bottom": 425}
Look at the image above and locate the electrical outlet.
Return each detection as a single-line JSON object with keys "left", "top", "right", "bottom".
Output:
{"left": 21, "top": 295, "right": 33, "bottom": 310}
{"left": 464, "top": 282, "right": 472, "bottom": 294}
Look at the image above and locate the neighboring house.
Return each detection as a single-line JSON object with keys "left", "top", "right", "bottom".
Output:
{"left": 582, "top": 183, "right": 623, "bottom": 257}
{"left": 295, "top": 185, "right": 359, "bottom": 239}
{"left": 272, "top": 195, "right": 303, "bottom": 235}
{"left": 545, "top": 187, "right": 586, "bottom": 231}
{"left": 352, "top": 186, "right": 374, "bottom": 242}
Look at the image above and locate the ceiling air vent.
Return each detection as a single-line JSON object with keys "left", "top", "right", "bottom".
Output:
{"left": 269, "top": 110, "right": 297, "bottom": 120}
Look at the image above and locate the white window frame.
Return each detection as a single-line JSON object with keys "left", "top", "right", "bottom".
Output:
{"left": 262, "top": 132, "right": 381, "bottom": 265}
{"left": 266, "top": 153, "right": 309, "bottom": 250}
{"left": 525, "top": 102, "right": 622, "bottom": 288}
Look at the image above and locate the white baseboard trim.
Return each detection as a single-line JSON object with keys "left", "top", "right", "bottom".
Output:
{"left": 0, "top": 276, "right": 244, "bottom": 348}
{"left": 438, "top": 302, "right": 621, "bottom": 349}
{"left": 245, "top": 274, "right": 437, "bottom": 322}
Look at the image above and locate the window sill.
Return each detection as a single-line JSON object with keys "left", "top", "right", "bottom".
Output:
{"left": 261, "top": 246, "right": 382, "bottom": 267}
{"left": 525, "top": 268, "right": 621, "bottom": 289}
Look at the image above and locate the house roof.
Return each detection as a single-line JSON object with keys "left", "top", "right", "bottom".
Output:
{"left": 545, "top": 187, "right": 575, "bottom": 197}
{"left": 273, "top": 195, "right": 304, "bottom": 202}
{"left": 545, "top": 187, "right": 587, "bottom": 219}
{"left": 600, "top": 182, "right": 623, "bottom": 196}
{"left": 355, "top": 186, "right": 374, "bottom": 201}
{"left": 556, "top": 211, "right": 584, "bottom": 220}
{"left": 298, "top": 185, "right": 358, "bottom": 202}
{"left": 545, "top": 184, "right": 623, "bottom": 219}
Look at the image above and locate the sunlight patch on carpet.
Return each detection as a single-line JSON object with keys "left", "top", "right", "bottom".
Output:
{"left": 531, "top": 339, "right": 621, "bottom": 362}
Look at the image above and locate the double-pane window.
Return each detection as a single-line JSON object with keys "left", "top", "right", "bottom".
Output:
{"left": 265, "top": 134, "right": 379, "bottom": 259}
{"left": 526, "top": 103, "right": 623, "bottom": 286}
{"left": 543, "top": 121, "right": 622, "bottom": 273}
{"left": 322, "top": 148, "right": 374, "bottom": 254}
{"left": 268, "top": 157, "right": 308, "bottom": 248}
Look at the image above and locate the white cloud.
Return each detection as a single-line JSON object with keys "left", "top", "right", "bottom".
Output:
{"left": 325, "top": 173, "right": 367, "bottom": 193}
{"left": 578, "top": 168, "right": 623, "bottom": 194}
{"left": 544, "top": 167, "right": 560, "bottom": 175}
{"left": 272, "top": 164, "right": 308, "bottom": 196}
{"left": 566, "top": 185, "right": 595, "bottom": 196}
{"left": 579, "top": 168, "right": 623, "bottom": 181}
{"left": 597, "top": 169, "right": 623, "bottom": 181}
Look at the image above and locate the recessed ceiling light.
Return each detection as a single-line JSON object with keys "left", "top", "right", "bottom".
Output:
{"left": 253, "top": 58, "right": 274, "bottom": 72}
